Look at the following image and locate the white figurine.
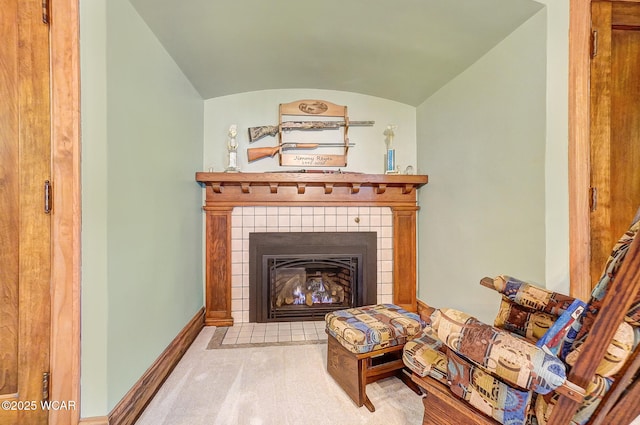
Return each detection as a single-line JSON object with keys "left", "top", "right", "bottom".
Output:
{"left": 225, "top": 124, "right": 240, "bottom": 172}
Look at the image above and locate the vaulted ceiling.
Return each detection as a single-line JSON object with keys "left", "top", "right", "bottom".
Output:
{"left": 129, "top": 0, "right": 544, "bottom": 106}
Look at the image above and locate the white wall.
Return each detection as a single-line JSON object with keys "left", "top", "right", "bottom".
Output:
{"left": 203, "top": 89, "right": 416, "bottom": 174}
{"left": 81, "top": 0, "right": 205, "bottom": 416}
{"left": 416, "top": 9, "right": 547, "bottom": 322}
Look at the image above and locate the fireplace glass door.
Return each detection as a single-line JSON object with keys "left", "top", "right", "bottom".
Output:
{"left": 266, "top": 255, "right": 358, "bottom": 320}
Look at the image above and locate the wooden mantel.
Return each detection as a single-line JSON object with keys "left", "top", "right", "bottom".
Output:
{"left": 196, "top": 172, "right": 428, "bottom": 326}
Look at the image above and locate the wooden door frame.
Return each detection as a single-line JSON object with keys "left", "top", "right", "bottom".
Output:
{"left": 49, "top": 1, "right": 81, "bottom": 424}
{"left": 569, "top": 0, "right": 640, "bottom": 301}
{"left": 44, "top": 0, "right": 640, "bottom": 421}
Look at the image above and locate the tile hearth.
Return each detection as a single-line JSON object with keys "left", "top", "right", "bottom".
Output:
{"left": 221, "top": 321, "right": 328, "bottom": 345}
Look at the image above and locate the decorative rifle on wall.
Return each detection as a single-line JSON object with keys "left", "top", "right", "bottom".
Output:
{"left": 248, "top": 120, "right": 374, "bottom": 143}
{"left": 248, "top": 99, "right": 371, "bottom": 167}
{"left": 247, "top": 142, "right": 356, "bottom": 162}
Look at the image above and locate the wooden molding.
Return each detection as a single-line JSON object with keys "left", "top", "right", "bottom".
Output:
{"left": 196, "top": 172, "right": 428, "bottom": 207}
{"left": 49, "top": 0, "right": 82, "bottom": 424}
{"left": 568, "top": 0, "right": 593, "bottom": 301}
{"left": 79, "top": 417, "right": 109, "bottom": 425}
{"left": 392, "top": 206, "right": 419, "bottom": 311}
{"left": 108, "top": 308, "right": 205, "bottom": 425}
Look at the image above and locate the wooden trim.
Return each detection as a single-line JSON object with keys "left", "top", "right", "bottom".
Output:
{"left": 392, "top": 206, "right": 419, "bottom": 311}
{"left": 49, "top": 1, "right": 82, "bottom": 424}
{"left": 108, "top": 308, "right": 205, "bottom": 425}
{"left": 569, "top": 0, "right": 640, "bottom": 301}
{"left": 204, "top": 208, "right": 234, "bottom": 327}
{"left": 196, "top": 172, "right": 428, "bottom": 207}
{"left": 569, "top": 0, "right": 594, "bottom": 301}
{"left": 411, "top": 375, "right": 498, "bottom": 424}
{"left": 79, "top": 417, "right": 109, "bottom": 425}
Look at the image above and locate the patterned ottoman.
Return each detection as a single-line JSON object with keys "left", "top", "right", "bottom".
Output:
{"left": 325, "top": 304, "right": 425, "bottom": 411}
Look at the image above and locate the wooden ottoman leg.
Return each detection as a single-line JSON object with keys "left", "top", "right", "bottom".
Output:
{"left": 327, "top": 335, "right": 374, "bottom": 411}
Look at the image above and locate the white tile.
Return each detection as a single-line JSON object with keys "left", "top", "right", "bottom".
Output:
{"left": 290, "top": 207, "right": 302, "bottom": 216}
{"left": 379, "top": 248, "right": 393, "bottom": 261}
{"left": 382, "top": 214, "right": 393, "bottom": 227}
{"left": 336, "top": 207, "right": 348, "bottom": 216}
{"left": 380, "top": 260, "right": 393, "bottom": 272}
{"left": 255, "top": 215, "right": 267, "bottom": 227}
{"left": 278, "top": 335, "right": 292, "bottom": 342}
{"left": 236, "top": 337, "right": 252, "bottom": 344}
{"left": 379, "top": 295, "right": 393, "bottom": 304}
{"left": 278, "top": 215, "right": 290, "bottom": 227}
{"left": 301, "top": 207, "right": 313, "bottom": 215}
{"left": 254, "top": 207, "right": 267, "bottom": 216}
{"left": 324, "top": 207, "right": 336, "bottom": 215}
{"left": 232, "top": 238, "right": 243, "bottom": 252}
{"left": 232, "top": 214, "right": 243, "bottom": 228}
{"left": 232, "top": 287, "right": 243, "bottom": 299}
{"left": 313, "top": 215, "right": 325, "bottom": 227}
{"left": 313, "top": 206, "right": 324, "bottom": 216}
{"left": 301, "top": 215, "right": 313, "bottom": 227}
{"left": 291, "top": 334, "right": 306, "bottom": 342}
{"left": 325, "top": 215, "right": 336, "bottom": 227}
{"left": 290, "top": 215, "right": 302, "bottom": 227}
{"left": 278, "top": 206, "right": 290, "bottom": 215}
{"left": 266, "top": 207, "right": 278, "bottom": 216}
{"left": 232, "top": 299, "right": 243, "bottom": 313}
{"left": 231, "top": 263, "right": 243, "bottom": 275}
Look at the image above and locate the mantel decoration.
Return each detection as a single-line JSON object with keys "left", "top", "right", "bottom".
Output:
{"left": 245, "top": 99, "right": 374, "bottom": 167}
{"left": 224, "top": 124, "right": 240, "bottom": 173}
{"left": 384, "top": 124, "right": 398, "bottom": 174}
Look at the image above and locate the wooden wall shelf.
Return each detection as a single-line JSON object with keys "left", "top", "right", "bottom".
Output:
{"left": 195, "top": 172, "right": 428, "bottom": 326}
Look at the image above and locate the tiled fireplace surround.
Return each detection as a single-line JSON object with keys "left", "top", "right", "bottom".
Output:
{"left": 231, "top": 205, "right": 394, "bottom": 323}
{"left": 196, "top": 172, "right": 428, "bottom": 327}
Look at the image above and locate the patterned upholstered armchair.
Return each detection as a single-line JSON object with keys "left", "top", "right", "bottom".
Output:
{"left": 403, "top": 212, "right": 640, "bottom": 425}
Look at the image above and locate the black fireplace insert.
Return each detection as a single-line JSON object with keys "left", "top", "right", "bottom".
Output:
{"left": 249, "top": 232, "right": 377, "bottom": 322}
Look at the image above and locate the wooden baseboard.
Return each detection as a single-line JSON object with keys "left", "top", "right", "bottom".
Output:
{"left": 107, "top": 307, "right": 205, "bottom": 425}
{"left": 79, "top": 417, "right": 109, "bottom": 425}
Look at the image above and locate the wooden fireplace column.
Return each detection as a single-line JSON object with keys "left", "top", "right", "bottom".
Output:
{"left": 196, "top": 172, "right": 428, "bottom": 326}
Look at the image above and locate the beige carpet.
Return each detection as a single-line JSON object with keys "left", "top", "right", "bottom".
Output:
{"left": 135, "top": 327, "right": 424, "bottom": 425}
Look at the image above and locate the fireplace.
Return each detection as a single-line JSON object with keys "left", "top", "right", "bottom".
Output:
{"left": 249, "top": 232, "right": 377, "bottom": 322}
